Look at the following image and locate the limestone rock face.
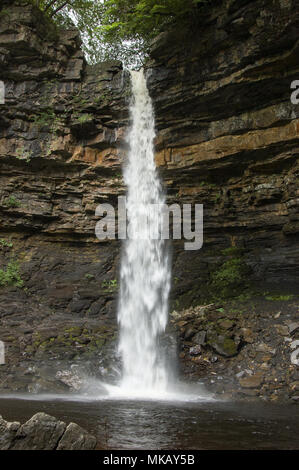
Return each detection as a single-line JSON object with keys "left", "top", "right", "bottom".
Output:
{"left": 0, "top": 1, "right": 127, "bottom": 390}
{"left": 146, "top": 0, "right": 299, "bottom": 298}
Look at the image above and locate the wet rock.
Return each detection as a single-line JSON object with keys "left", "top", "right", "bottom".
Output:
{"left": 0, "top": 416, "right": 20, "bottom": 450}
{"left": 275, "top": 325, "right": 289, "bottom": 336}
{"left": 290, "top": 343, "right": 299, "bottom": 366}
{"left": 11, "top": 413, "right": 66, "bottom": 450}
{"left": 288, "top": 322, "right": 299, "bottom": 335}
{"left": 189, "top": 345, "right": 201, "bottom": 356}
{"left": 55, "top": 370, "right": 82, "bottom": 391}
{"left": 256, "top": 343, "right": 276, "bottom": 355}
{"left": 240, "top": 328, "right": 254, "bottom": 343}
{"left": 239, "top": 373, "right": 263, "bottom": 389}
{"left": 184, "top": 327, "right": 196, "bottom": 340}
{"left": 218, "top": 319, "right": 235, "bottom": 330}
{"left": 238, "top": 389, "right": 259, "bottom": 397}
{"left": 236, "top": 371, "right": 245, "bottom": 378}
{"left": 193, "top": 330, "right": 206, "bottom": 346}
{"left": 56, "top": 423, "right": 97, "bottom": 450}
{"left": 1, "top": 412, "right": 97, "bottom": 450}
{"left": 210, "top": 336, "right": 238, "bottom": 357}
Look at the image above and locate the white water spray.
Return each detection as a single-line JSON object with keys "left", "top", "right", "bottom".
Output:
{"left": 117, "top": 70, "right": 171, "bottom": 396}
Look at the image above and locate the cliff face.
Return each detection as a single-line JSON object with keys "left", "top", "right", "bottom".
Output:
{"left": 0, "top": 3, "right": 129, "bottom": 315}
{"left": 0, "top": 2, "right": 129, "bottom": 389}
{"left": 147, "top": 0, "right": 299, "bottom": 305}
{"left": 0, "top": 0, "right": 298, "bottom": 396}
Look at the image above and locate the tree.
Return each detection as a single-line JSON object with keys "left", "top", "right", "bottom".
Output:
{"left": 23, "top": 0, "right": 208, "bottom": 66}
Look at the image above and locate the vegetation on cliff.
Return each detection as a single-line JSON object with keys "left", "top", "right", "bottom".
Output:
{"left": 20, "top": 0, "right": 209, "bottom": 64}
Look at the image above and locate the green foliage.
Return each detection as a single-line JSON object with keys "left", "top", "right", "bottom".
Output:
{"left": 265, "top": 294, "right": 294, "bottom": 301}
{"left": 24, "top": 0, "right": 209, "bottom": 65}
{"left": 75, "top": 113, "right": 93, "bottom": 124}
{"left": 0, "top": 8, "right": 10, "bottom": 19}
{"left": 85, "top": 273, "right": 95, "bottom": 280}
{"left": 101, "top": 279, "right": 118, "bottom": 292}
{"left": 0, "top": 239, "right": 13, "bottom": 248}
{"left": 212, "top": 257, "right": 245, "bottom": 287}
{"left": 99, "top": 0, "right": 207, "bottom": 64}
{"left": 211, "top": 250, "right": 249, "bottom": 298}
{"left": 4, "top": 196, "right": 21, "bottom": 208}
{"left": 32, "top": 107, "right": 61, "bottom": 130}
{"left": 0, "top": 260, "right": 24, "bottom": 288}
{"left": 221, "top": 246, "right": 243, "bottom": 256}
{"left": 15, "top": 146, "right": 32, "bottom": 162}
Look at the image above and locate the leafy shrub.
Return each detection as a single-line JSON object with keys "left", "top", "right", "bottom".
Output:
{"left": 211, "top": 249, "right": 250, "bottom": 298}
{"left": 0, "top": 239, "right": 13, "bottom": 248}
{"left": 101, "top": 279, "right": 118, "bottom": 292}
{"left": 0, "top": 260, "right": 23, "bottom": 288}
{"left": 4, "top": 196, "right": 21, "bottom": 208}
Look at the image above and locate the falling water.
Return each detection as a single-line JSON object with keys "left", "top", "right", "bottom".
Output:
{"left": 117, "top": 69, "right": 171, "bottom": 396}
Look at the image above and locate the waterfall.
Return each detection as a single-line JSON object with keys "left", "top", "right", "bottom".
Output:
{"left": 117, "top": 69, "right": 171, "bottom": 396}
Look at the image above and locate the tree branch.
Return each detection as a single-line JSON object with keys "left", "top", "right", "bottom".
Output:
{"left": 45, "top": 0, "right": 59, "bottom": 12}
{"left": 50, "top": 0, "right": 71, "bottom": 17}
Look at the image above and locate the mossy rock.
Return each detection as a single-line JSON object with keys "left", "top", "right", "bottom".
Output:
{"left": 209, "top": 336, "right": 239, "bottom": 357}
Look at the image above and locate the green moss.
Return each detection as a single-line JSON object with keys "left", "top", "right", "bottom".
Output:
{"left": 4, "top": 196, "right": 21, "bottom": 208}
{"left": 214, "top": 193, "right": 221, "bottom": 203}
{"left": 85, "top": 273, "right": 95, "bottom": 280}
{"left": 32, "top": 107, "right": 61, "bottom": 132}
{"left": 0, "top": 260, "right": 23, "bottom": 288}
{"left": 265, "top": 294, "right": 294, "bottom": 301}
{"left": 0, "top": 239, "right": 13, "bottom": 248}
{"left": 210, "top": 249, "right": 250, "bottom": 300}
{"left": 75, "top": 113, "right": 93, "bottom": 124}
{"left": 221, "top": 246, "right": 244, "bottom": 256}
{"left": 95, "top": 338, "right": 105, "bottom": 348}
{"left": 222, "top": 338, "right": 238, "bottom": 356}
{"left": 101, "top": 279, "right": 118, "bottom": 292}
{"left": 15, "top": 146, "right": 32, "bottom": 162}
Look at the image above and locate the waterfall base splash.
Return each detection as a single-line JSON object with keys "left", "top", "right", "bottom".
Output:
{"left": 100, "top": 380, "right": 214, "bottom": 402}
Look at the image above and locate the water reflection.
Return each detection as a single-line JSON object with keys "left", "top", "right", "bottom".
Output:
{"left": 0, "top": 396, "right": 298, "bottom": 449}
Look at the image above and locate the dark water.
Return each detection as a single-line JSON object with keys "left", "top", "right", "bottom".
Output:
{"left": 0, "top": 395, "right": 298, "bottom": 449}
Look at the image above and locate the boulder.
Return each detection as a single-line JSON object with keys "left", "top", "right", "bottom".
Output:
{"left": 0, "top": 412, "right": 97, "bottom": 450}
{"left": 193, "top": 330, "right": 206, "bottom": 346}
{"left": 210, "top": 336, "right": 239, "bottom": 357}
{"left": 11, "top": 412, "right": 66, "bottom": 450}
{"left": 239, "top": 373, "right": 263, "bottom": 389}
{"left": 57, "top": 422, "right": 97, "bottom": 450}
{"left": 189, "top": 345, "right": 201, "bottom": 356}
{"left": 0, "top": 415, "right": 20, "bottom": 450}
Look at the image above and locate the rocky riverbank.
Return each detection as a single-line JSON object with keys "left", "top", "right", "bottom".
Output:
{"left": 0, "top": 291, "right": 297, "bottom": 403}
{"left": 171, "top": 294, "right": 299, "bottom": 402}
{"left": 0, "top": 412, "right": 97, "bottom": 450}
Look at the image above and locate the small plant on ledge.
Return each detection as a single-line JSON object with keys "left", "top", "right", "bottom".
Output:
{"left": 0, "top": 260, "right": 24, "bottom": 288}
{"left": 4, "top": 196, "right": 21, "bottom": 208}
{"left": 101, "top": 279, "right": 118, "bottom": 293}
{"left": 0, "top": 239, "right": 13, "bottom": 248}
